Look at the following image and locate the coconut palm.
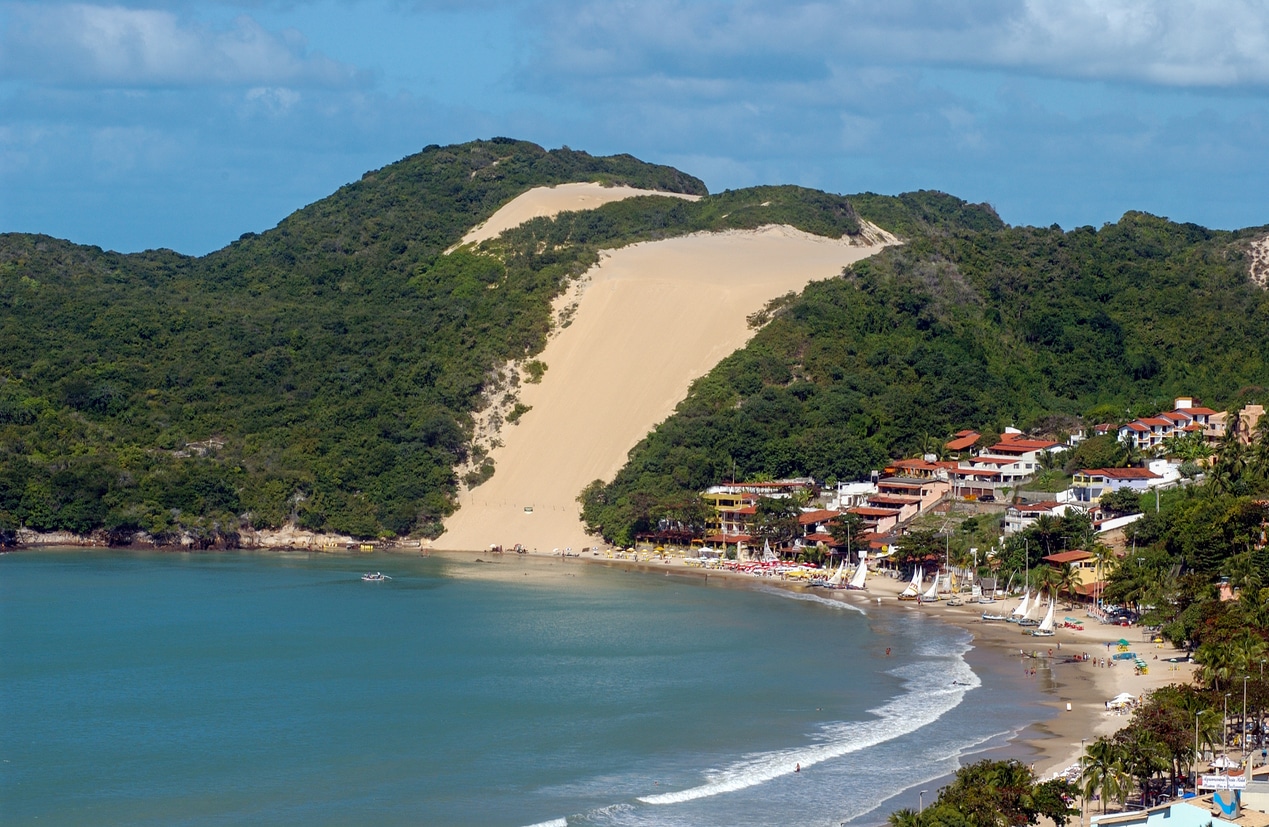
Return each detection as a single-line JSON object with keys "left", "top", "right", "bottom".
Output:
{"left": 1090, "top": 542, "right": 1118, "bottom": 611}
{"left": 1196, "top": 639, "right": 1240, "bottom": 692}
{"left": 887, "top": 808, "right": 921, "bottom": 827}
{"left": 1081, "top": 737, "right": 1128, "bottom": 814}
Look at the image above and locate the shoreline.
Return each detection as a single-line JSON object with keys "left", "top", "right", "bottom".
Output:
{"left": 8, "top": 541, "right": 1190, "bottom": 787}
{"left": 486, "top": 547, "right": 1195, "bottom": 782}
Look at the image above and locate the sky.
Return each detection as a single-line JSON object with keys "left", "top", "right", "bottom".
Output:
{"left": 2, "top": 0, "right": 1268, "bottom": 255}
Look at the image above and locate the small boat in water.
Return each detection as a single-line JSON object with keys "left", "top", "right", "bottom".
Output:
{"left": 361, "top": 572, "right": 390, "bottom": 582}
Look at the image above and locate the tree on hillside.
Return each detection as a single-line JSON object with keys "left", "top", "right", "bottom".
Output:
{"left": 829, "top": 511, "right": 869, "bottom": 558}
{"left": 1063, "top": 435, "right": 1128, "bottom": 475}
{"left": 894, "top": 529, "right": 944, "bottom": 573}
{"left": 748, "top": 497, "right": 800, "bottom": 548}
{"left": 1100, "top": 488, "right": 1143, "bottom": 516}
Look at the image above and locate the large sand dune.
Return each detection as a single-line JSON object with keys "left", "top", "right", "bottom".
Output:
{"left": 436, "top": 192, "right": 894, "bottom": 553}
{"left": 457, "top": 181, "right": 699, "bottom": 248}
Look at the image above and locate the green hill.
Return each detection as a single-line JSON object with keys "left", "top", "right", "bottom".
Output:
{"left": 4, "top": 139, "right": 1267, "bottom": 547}
{"left": 0, "top": 139, "right": 866, "bottom": 544}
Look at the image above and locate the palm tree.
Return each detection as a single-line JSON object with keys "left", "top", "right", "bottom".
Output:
{"left": 1037, "top": 564, "right": 1064, "bottom": 605}
{"left": 1081, "top": 737, "right": 1128, "bottom": 814}
{"left": 1196, "top": 639, "right": 1240, "bottom": 692}
{"left": 887, "top": 808, "right": 920, "bottom": 827}
{"left": 1090, "top": 542, "right": 1117, "bottom": 613}
{"left": 1116, "top": 727, "right": 1172, "bottom": 802}
{"left": 1249, "top": 412, "right": 1269, "bottom": 484}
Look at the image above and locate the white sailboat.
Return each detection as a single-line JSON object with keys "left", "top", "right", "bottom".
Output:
{"left": 847, "top": 556, "right": 868, "bottom": 590}
{"left": 1032, "top": 597, "right": 1057, "bottom": 636}
{"left": 899, "top": 567, "right": 923, "bottom": 600}
{"left": 761, "top": 539, "right": 777, "bottom": 563}
{"left": 1007, "top": 589, "right": 1031, "bottom": 623}
{"left": 919, "top": 572, "right": 941, "bottom": 603}
{"left": 825, "top": 560, "right": 847, "bottom": 588}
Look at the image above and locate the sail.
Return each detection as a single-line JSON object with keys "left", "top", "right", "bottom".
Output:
{"left": 761, "top": 539, "right": 777, "bottom": 563}
{"left": 922, "top": 573, "right": 940, "bottom": 600}
{"left": 848, "top": 558, "right": 868, "bottom": 589}
{"left": 899, "top": 567, "right": 922, "bottom": 598}
{"left": 1038, "top": 598, "right": 1056, "bottom": 632}
{"left": 825, "top": 560, "right": 846, "bottom": 587}
{"left": 1011, "top": 589, "right": 1031, "bottom": 618}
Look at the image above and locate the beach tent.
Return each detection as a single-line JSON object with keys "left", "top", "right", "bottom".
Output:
{"left": 1210, "top": 755, "right": 1238, "bottom": 769}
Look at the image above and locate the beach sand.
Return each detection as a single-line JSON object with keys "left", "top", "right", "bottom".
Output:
{"left": 856, "top": 574, "right": 1196, "bottom": 779}
{"left": 437, "top": 224, "right": 894, "bottom": 553}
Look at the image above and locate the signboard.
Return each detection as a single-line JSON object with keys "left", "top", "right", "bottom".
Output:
{"left": 1200, "top": 774, "right": 1247, "bottom": 790}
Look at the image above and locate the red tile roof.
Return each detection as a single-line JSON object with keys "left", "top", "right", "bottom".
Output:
{"left": 798, "top": 509, "right": 841, "bottom": 525}
{"left": 849, "top": 507, "right": 901, "bottom": 517}
{"left": 1186, "top": 407, "right": 1219, "bottom": 416}
{"left": 1010, "top": 501, "right": 1063, "bottom": 513}
{"left": 893, "top": 458, "right": 941, "bottom": 470}
{"left": 990, "top": 436, "right": 1060, "bottom": 452}
{"left": 1122, "top": 422, "right": 1150, "bottom": 432}
{"left": 1042, "top": 550, "right": 1094, "bottom": 564}
{"left": 1083, "top": 467, "right": 1161, "bottom": 480}
{"left": 868, "top": 495, "right": 921, "bottom": 505}
{"left": 945, "top": 432, "right": 981, "bottom": 451}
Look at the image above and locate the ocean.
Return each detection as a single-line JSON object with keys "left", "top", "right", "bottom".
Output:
{"left": 0, "top": 550, "right": 1047, "bottom": 826}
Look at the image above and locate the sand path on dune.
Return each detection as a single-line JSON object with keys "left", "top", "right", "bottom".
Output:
{"left": 457, "top": 182, "right": 700, "bottom": 248}
{"left": 437, "top": 216, "right": 894, "bottom": 553}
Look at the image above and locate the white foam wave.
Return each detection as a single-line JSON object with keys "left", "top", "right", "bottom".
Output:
{"left": 638, "top": 646, "right": 979, "bottom": 805}
{"left": 521, "top": 819, "right": 568, "bottom": 827}
{"left": 753, "top": 587, "right": 867, "bottom": 614}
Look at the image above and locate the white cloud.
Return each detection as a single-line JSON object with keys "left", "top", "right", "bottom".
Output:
{"left": 524, "top": 0, "right": 1269, "bottom": 91}
{"left": 0, "top": 3, "right": 365, "bottom": 87}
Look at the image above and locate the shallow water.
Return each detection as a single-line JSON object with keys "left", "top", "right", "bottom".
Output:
{"left": 0, "top": 550, "right": 1047, "bottom": 826}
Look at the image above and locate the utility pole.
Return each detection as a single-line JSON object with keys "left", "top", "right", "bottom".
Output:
{"left": 1081, "top": 738, "right": 1087, "bottom": 827}
{"left": 1225, "top": 693, "right": 1232, "bottom": 764}
{"left": 1245, "top": 676, "right": 1251, "bottom": 766}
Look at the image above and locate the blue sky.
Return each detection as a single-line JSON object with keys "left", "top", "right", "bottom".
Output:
{"left": 2, "top": 0, "right": 1268, "bottom": 255}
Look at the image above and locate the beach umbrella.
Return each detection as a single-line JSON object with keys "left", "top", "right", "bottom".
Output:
{"left": 1117, "top": 638, "right": 1130, "bottom": 646}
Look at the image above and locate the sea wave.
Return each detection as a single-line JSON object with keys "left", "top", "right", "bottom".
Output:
{"left": 752, "top": 586, "right": 868, "bottom": 614}
{"left": 637, "top": 643, "right": 979, "bottom": 805}
{"left": 521, "top": 818, "right": 569, "bottom": 827}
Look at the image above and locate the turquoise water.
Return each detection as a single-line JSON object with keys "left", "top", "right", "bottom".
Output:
{"left": 0, "top": 551, "right": 1044, "bottom": 826}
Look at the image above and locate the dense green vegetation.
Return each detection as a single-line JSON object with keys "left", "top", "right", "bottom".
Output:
{"left": 0, "top": 139, "right": 870, "bottom": 544}
{"left": 581, "top": 197, "right": 1269, "bottom": 544}
{"left": 885, "top": 759, "right": 1076, "bottom": 827}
